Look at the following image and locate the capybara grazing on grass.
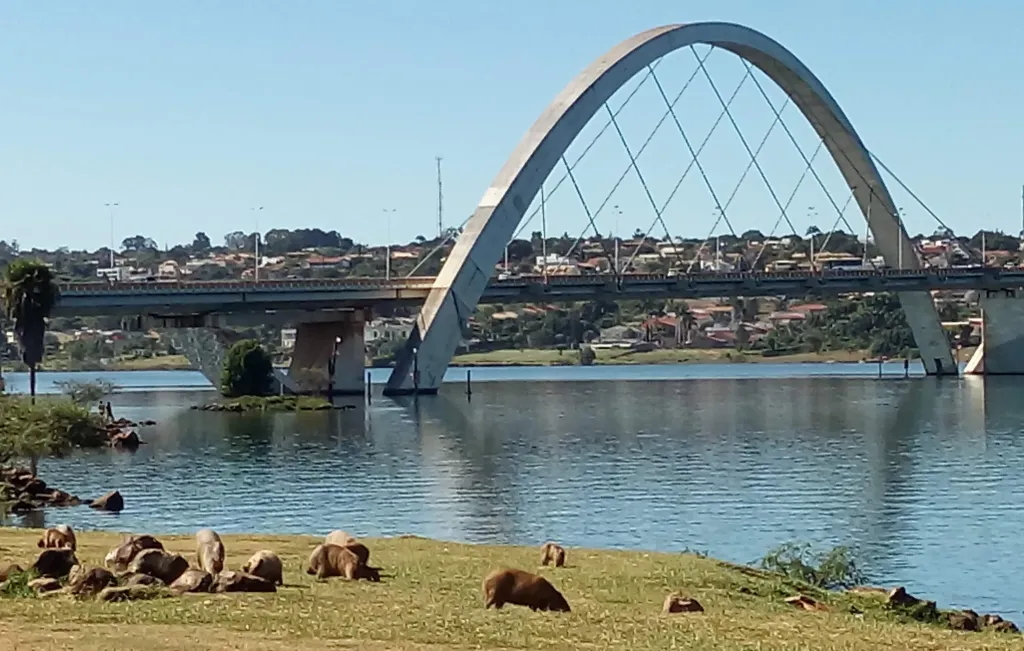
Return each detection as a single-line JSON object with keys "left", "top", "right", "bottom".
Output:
{"left": 37, "top": 524, "right": 77, "bottom": 551}
{"left": 195, "top": 528, "right": 225, "bottom": 574}
{"left": 306, "top": 543, "right": 380, "bottom": 582}
{"left": 540, "top": 542, "right": 566, "bottom": 567}
{"left": 324, "top": 530, "right": 356, "bottom": 546}
{"left": 483, "top": 568, "right": 571, "bottom": 612}
{"left": 104, "top": 534, "right": 164, "bottom": 571}
{"left": 241, "top": 550, "right": 284, "bottom": 586}
{"left": 127, "top": 548, "right": 189, "bottom": 585}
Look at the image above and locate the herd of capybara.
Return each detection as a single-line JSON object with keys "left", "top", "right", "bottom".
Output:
{"left": 15, "top": 524, "right": 578, "bottom": 612}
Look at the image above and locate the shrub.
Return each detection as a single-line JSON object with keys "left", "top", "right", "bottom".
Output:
{"left": 53, "top": 379, "right": 119, "bottom": 405}
{"left": 758, "top": 541, "right": 867, "bottom": 590}
{"left": 0, "top": 396, "right": 106, "bottom": 469}
{"left": 220, "top": 339, "right": 274, "bottom": 397}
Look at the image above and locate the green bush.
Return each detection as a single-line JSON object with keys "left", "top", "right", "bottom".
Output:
{"left": 0, "top": 396, "right": 106, "bottom": 468}
{"left": 53, "top": 379, "right": 119, "bottom": 405}
{"left": 758, "top": 541, "right": 867, "bottom": 590}
{"left": 220, "top": 339, "right": 274, "bottom": 397}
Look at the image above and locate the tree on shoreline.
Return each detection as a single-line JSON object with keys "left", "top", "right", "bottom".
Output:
{"left": 2, "top": 260, "right": 59, "bottom": 404}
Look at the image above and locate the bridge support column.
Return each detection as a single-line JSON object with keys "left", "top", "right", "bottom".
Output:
{"left": 287, "top": 310, "right": 367, "bottom": 395}
{"left": 896, "top": 291, "right": 958, "bottom": 376}
{"left": 964, "top": 292, "right": 1024, "bottom": 375}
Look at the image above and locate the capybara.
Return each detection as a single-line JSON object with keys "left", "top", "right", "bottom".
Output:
{"left": 540, "top": 542, "right": 566, "bottom": 567}
{"left": 37, "top": 524, "right": 77, "bottom": 551}
{"left": 104, "top": 534, "right": 164, "bottom": 571}
{"left": 241, "top": 550, "right": 284, "bottom": 586}
{"left": 170, "top": 569, "right": 214, "bottom": 594}
{"left": 482, "top": 568, "right": 570, "bottom": 612}
{"left": 68, "top": 566, "right": 117, "bottom": 597}
{"left": 210, "top": 571, "right": 277, "bottom": 593}
{"left": 0, "top": 563, "right": 24, "bottom": 582}
{"left": 195, "top": 528, "right": 225, "bottom": 574}
{"left": 32, "top": 548, "right": 78, "bottom": 579}
{"left": 127, "top": 548, "right": 189, "bottom": 585}
{"left": 324, "top": 530, "right": 356, "bottom": 546}
{"left": 306, "top": 543, "right": 380, "bottom": 581}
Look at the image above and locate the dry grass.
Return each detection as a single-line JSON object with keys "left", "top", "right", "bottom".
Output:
{"left": 0, "top": 528, "right": 1016, "bottom": 650}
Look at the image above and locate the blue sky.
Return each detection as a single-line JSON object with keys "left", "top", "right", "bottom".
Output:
{"left": 3, "top": 1, "right": 1023, "bottom": 251}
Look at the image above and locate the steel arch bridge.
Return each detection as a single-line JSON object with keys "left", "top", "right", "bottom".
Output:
{"left": 384, "top": 22, "right": 956, "bottom": 395}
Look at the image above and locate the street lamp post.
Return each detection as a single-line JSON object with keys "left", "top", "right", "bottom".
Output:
{"left": 327, "top": 335, "right": 341, "bottom": 399}
{"left": 252, "top": 207, "right": 263, "bottom": 282}
{"left": 105, "top": 202, "right": 119, "bottom": 269}
{"left": 412, "top": 346, "right": 420, "bottom": 393}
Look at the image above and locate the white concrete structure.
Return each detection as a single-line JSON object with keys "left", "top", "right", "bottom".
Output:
{"left": 384, "top": 22, "right": 955, "bottom": 394}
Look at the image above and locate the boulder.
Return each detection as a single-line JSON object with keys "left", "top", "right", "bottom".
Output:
{"left": 210, "top": 571, "right": 276, "bottom": 593}
{"left": 169, "top": 569, "right": 213, "bottom": 594}
{"left": 886, "top": 586, "right": 919, "bottom": 607}
{"left": 89, "top": 490, "right": 124, "bottom": 512}
{"left": 27, "top": 577, "right": 62, "bottom": 594}
{"left": 9, "top": 499, "right": 38, "bottom": 513}
{"left": 662, "top": 593, "right": 704, "bottom": 614}
{"left": 32, "top": 548, "right": 78, "bottom": 579}
{"left": 110, "top": 430, "right": 141, "bottom": 449}
{"left": 45, "top": 490, "right": 80, "bottom": 507}
{"left": 21, "top": 477, "right": 48, "bottom": 495}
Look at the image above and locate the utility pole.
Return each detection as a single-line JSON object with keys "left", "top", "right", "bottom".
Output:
{"left": 252, "top": 206, "right": 263, "bottom": 282}
{"left": 436, "top": 156, "right": 444, "bottom": 240}
{"left": 105, "top": 202, "right": 119, "bottom": 269}
{"left": 383, "top": 208, "right": 396, "bottom": 279}
{"left": 1020, "top": 184, "right": 1023, "bottom": 241}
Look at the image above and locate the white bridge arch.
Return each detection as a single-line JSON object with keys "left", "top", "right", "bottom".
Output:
{"left": 385, "top": 22, "right": 955, "bottom": 394}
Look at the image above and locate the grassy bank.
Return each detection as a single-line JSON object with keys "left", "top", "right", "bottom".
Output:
{"left": 451, "top": 347, "right": 979, "bottom": 367}
{"left": 0, "top": 529, "right": 1015, "bottom": 650}
{"left": 192, "top": 395, "right": 334, "bottom": 412}
{"left": 2, "top": 354, "right": 194, "bottom": 373}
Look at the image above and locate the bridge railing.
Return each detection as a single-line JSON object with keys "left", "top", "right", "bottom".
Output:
{"left": 57, "top": 265, "right": 1010, "bottom": 294}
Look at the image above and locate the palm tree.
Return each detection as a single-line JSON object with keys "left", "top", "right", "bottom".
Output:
{"left": 2, "top": 260, "right": 59, "bottom": 404}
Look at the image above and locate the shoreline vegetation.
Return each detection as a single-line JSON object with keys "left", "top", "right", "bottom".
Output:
{"left": 191, "top": 395, "right": 338, "bottom": 412}
{"left": 0, "top": 529, "right": 1019, "bottom": 650}
{"left": 1, "top": 346, "right": 978, "bottom": 374}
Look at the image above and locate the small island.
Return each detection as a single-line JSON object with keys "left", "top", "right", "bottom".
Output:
{"left": 192, "top": 395, "right": 337, "bottom": 412}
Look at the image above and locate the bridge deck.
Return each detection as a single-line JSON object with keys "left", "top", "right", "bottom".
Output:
{"left": 53, "top": 267, "right": 1023, "bottom": 317}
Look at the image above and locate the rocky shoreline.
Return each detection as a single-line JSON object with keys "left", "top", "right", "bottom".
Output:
{"left": 1, "top": 467, "right": 124, "bottom": 515}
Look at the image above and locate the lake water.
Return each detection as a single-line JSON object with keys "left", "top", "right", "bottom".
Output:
{"left": 3, "top": 362, "right": 1024, "bottom": 618}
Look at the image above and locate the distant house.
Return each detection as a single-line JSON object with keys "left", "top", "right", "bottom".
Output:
{"left": 365, "top": 318, "right": 415, "bottom": 343}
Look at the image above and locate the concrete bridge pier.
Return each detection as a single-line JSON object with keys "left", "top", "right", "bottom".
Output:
{"left": 286, "top": 310, "right": 368, "bottom": 395}
{"left": 964, "top": 291, "right": 1024, "bottom": 375}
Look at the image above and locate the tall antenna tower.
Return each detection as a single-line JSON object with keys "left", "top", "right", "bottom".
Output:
{"left": 435, "top": 156, "right": 444, "bottom": 239}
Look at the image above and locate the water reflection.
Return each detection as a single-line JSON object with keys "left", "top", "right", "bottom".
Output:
{"left": 3, "top": 368, "right": 1024, "bottom": 615}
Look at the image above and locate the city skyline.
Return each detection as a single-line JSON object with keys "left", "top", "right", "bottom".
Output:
{"left": 4, "top": 1, "right": 1024, "bottom": 250}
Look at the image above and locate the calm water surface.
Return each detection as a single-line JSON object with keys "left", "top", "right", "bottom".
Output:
{"left": 3, "top": 362, "right": 1024, "bottom": 617}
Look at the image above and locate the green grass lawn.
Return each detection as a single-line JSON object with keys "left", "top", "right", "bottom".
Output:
{"left": 0, "top": 528, "right": 1015, "bottom": 650}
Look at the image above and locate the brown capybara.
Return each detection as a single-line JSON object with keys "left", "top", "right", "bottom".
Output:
{"left": 540, "top": 542, "right": 566, "bottom": 567}
{"left": 0, "top": 563, "right": 24, "bottom": 582}
{"left": 32, "top": 548, "right": 78, "bottom": 579}
{"left": 104, "top": 534, "right": 164, "bottom": 571}
{"left": 482, "top": 568, "right": 570, "bottom": 612}
{"left": 37, "top": 524, "right": 77, "bottom": 551}
{"left": 241, "top": 550, "right": 284, "bottom": 586}
{"left": 170, "top": 569, "right": 214, "bottom": 594}
{"left": 68, "top": 566, "right": 117, "bottom": 597}
{"left": 324, "top": 530, "right": 356, "bottom": 547}
{"left": 127, "top": 548, "right": 189, "bottom": 585}
{"left": 210, "top": 571, "right": 277, "bottom": 593}
{"left": 195, "top": 528, "right": 225, "bottom": 574}
{"left": 306, "top": 543, "right": 380, "bottom": 582}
